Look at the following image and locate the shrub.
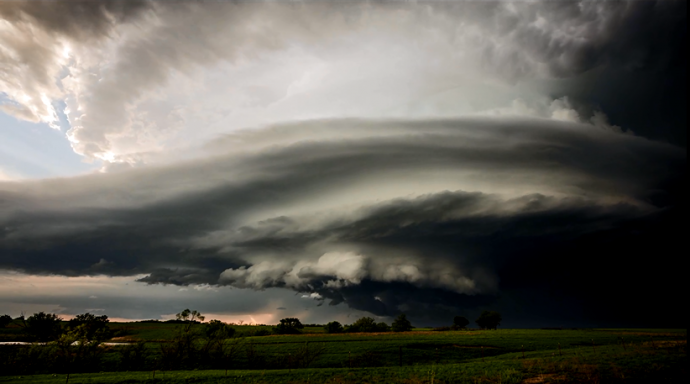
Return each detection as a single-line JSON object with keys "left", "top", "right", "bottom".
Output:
{"left": 453, "top": 316, "right": 470, "bottom": 330}
{"left": 273, "top": 318, "right": 304, "bottom": 334}
{"left": 346, "top": 317, "right": 390, "bottom": 333}
{"left": 0, "top": 314, "right": 11, "bottom": 328}
{"left": 376, "top": 322, "right": 391, "bottom": 332}
{"left": 205, "top": 319, "right": 235, "bottom": 339}
{"left": 475, "top": 310, "right": 502, "bottom": 330}
{"left": 24, "top": 312, "right": 62, "bottom": 341}
{"left": 67, "top": 313, "right": 111, "bottom": 341}
{"left": 391, "top": 314, "right": 413, "bottom": 332}
{"left": 324, "top": 321, "right": 344, "bottom": 333}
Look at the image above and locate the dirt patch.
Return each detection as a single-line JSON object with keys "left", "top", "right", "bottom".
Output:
{"left": 110, "top": 336, "right": 136, "bottom": 342}
{"left": 521, "top": 374, "right": 566, "bottom": 383}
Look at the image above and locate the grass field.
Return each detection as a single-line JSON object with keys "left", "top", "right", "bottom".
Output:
{"left": 0, "top": 325, "right": 685, "bottom": 383}
{"left": 109, "top": 326, "right": 686, "bottom": 369}
{"left": 0, "top": 337, "right": 685, "bottom": 383}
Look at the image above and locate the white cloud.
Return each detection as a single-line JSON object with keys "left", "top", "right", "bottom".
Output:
{"left": 1, "top": 1, "right": 653, "bottom": 167}
{"left": 220, "top": 250, "right": 487, "bottom": 295}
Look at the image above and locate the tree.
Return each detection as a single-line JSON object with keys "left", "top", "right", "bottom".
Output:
{"left": 475, "top": 310, "right": 502, "bottom": 330}
{"left": 176, "top": 308, "right": 205, "bottom": 322}
{"left": 67, "top": 313, "right": 111, "bottom": 341}
{"left": 0, "top": 314, "right": 11, "bottom": 328}
{"left": 346, "top": 317, "right": 390, "bottom": 333}
{"left": 453, "top": 316, "right": 469, "bottom": 330}
{"left": 157, "top": 309, "right": 207, "bottom": 369}
{"left": 176, "top": 309, "right": 205, "bottom": 331}
{"left": 202, "top": 319, "right": 238, "bottom": 364}
{"left": 376, "top": 322, "right": 391, "bottom": 332}
{"left": 273, "top": 318, "right": 304, "bottom": 334}
{"left": 346, "top": 317, "right": 377, "bottom": 333}
{"left": 324, "top": 321, "right": 343, "bottom": 333}
{"left": 391, "top": 314, "right": 413, "bottom": 332}
{"left": 25, "top": 312, "right": 63, "bottom": 341}
{"left": 160, "top": 309, "right": 205, "bottom": 369}
{"left": 54, "top": 324, "right": 106, "bottom": 371}
{"left": 205, "top": 319, "right": 235, "bottom": 339}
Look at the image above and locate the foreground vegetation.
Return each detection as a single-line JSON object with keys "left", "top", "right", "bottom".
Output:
{"left": 1, "top": 326, "right": 685, "bottom": 383}
{"left": 0, "top": 332, "right": 686, "bottom": 383}
{"left": 1, "top": 311, "right": 685, "bottom": 383}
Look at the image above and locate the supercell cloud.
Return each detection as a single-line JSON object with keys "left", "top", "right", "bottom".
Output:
{"left": 0, "top": 118, "right": 684, "bottom": 325}
{"left": 0, "top": 1, "right": 686, "bottom": 327}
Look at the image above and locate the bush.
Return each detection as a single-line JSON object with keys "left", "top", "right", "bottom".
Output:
{"left": 345, "top": 317, "right": 390, "bottom": 333}
{"left": 391, "top": 314, "right": 413, "bottom": 332}
{"left": 0, "top": 314, "right": 11, "bottom": 328}
{"left": 24, "top": 312, "right": 62, "bottom": 341}
{"left": 453, "top": 316, "right": 470, "bottom": 330}
{"left": 0, "top": 344, "right": 56, "bottom": 375}
{"left": 54, "top": 326, "right": 106, "bottom": 373}
{"left": 475, "top": 310, "right": 502, "bottom": 330}
{"left": 67, "top": 313, "right": 111, "bottom": 341}
{"left": 205, "top": 319, "right": 235, "bottom": 339}
{"left": 273, "top": 318, "right": 304, "bottom": 334}
{"left": 324, "top": 321, "right": 343, "bottom": 333}
{"left": 376, "top": 322, "right": 391, "bottom": 332}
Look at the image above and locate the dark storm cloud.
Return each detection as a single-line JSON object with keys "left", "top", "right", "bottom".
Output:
{"left": 0, "top": 117, "right": 685, "bottom": 325}
{"left": 213, "top": 191, "right": 654, "bottom": 322}
{"left": 538, "top": 1, "right": 687, "bottom": 146}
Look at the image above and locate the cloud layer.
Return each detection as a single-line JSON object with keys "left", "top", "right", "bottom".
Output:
{"left": 0, "top": 117, "right": 684, "bottom": 325}
{"left": 0, "top": 1, "right": 686, "bottom": 327}
{"left": 1, "top": 0, "right": 685, "bottom": 166}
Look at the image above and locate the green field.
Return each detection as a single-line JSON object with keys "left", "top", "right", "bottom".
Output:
{"left": 1, "top": 325, "right": 685, "bottom": 383}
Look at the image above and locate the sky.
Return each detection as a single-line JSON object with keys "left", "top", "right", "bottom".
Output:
{"left": 0, "top": 0, "right": 686, "bottom": 328}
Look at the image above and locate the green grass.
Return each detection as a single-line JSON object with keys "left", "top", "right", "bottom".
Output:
{"left": 96, "top": 327, "right": 688, "bottom": 370}
{"left": 108, "top": 323, "right": 278, "bottom": 341}
{"left": 1, "top": 328, "right": 685, "bottom": 383}
{"left": 210, "top": 328, "right": 686, "bottom": 369}
{"left": 1, "top": 338, "right": 685, "bottom": 383}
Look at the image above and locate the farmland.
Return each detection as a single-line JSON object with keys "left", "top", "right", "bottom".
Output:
{"left": 0, "top": 323, "right": 685, "bottom": 383}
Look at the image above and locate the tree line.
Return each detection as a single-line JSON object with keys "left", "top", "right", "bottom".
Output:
{"left": 1, "top": 309, "right": 503, "bottom": 339}
{"left": 0, "top": 309, "right": 502, "bottom": 375}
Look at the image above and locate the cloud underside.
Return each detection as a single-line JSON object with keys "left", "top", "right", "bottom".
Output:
{"left": 0, "top": 0, "right": 685, "bottom": 164}
{"left": 0, "top": 117, "right": 685, "bottom": 323}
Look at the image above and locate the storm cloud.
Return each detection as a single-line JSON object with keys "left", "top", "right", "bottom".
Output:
{"left": 0, "top": 117, "right": 684, "bottom": 325}
{"left": 1, "top": 0, "right": 685, "bottom": 164}
{"left": 0, "top": 1, "right": 686, "bottom": 327}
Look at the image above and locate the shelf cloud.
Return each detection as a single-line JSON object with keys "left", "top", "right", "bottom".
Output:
{"left": 0, "top": 0, "right": 685, "bottom": 326}
{"left": 1, "top": 117, "right": 684, "bottom": 324}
